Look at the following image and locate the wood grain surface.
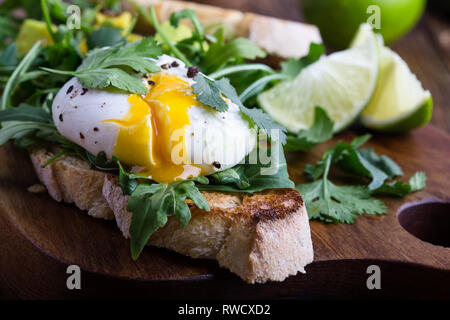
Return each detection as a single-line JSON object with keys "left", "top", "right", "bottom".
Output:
{"left": 1, "top": 0, "right": 449, "bottom": 299}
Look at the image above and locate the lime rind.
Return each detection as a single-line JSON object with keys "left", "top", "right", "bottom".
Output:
{"left": 359, "top": 37, "right": 433, "bottom": 131}
{"left": 361, "top": 95, "right": 433, "bottom": 132}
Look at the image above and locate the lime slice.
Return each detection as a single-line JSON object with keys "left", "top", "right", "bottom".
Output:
{"left": 359, "top": 45, "right": 432, "bottom": 132}
{"left": 258, "top": 24, "right": 379, "bottom": 133}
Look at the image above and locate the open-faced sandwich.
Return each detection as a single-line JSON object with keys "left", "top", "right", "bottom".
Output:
{"left": 0, "top": 0, "right": 321, "bottom": 283}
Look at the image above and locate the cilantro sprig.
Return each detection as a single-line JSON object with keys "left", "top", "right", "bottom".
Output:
{"left": 298, "top": 152, "right": 386, "bottom": 223}
{"left": 297, "top": 135, "right": 426, "bottom": 223}
{"left": 41, "top": 37, "right": 162, "bottom": 94}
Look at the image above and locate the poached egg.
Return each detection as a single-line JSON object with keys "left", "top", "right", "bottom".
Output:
{"left": 52, "top": 55, "right": 256, "bottom": 183}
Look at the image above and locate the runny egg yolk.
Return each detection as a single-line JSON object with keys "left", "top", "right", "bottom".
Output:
{"left": 107, "top": 73, "right": 203, "bottom": 183}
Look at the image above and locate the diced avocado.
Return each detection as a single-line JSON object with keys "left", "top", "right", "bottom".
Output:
{"left": 16, "top": 19, "right": 55, "bottom": 56}
{"left": 154, "top": 21, "right": 193, "bottom": 44}
{"left": 96, "top": 11, "right": 132, "bottom": 34}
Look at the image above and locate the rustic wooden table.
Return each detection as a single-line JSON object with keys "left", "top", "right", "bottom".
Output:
{"left": 1, "top": 0, "right": 449, "bottom": 300}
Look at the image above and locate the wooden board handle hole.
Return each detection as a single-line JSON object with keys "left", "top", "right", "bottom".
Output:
{"left": 397, "top": 198, "right": 450, "bottom": 248}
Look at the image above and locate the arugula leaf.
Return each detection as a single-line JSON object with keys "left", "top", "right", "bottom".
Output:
{"left": 127, "top": 179, "right": 210, "bottom": 259}
{"left": 0, "top": 43, "right": 18, "bottom": 68}
{"left": 0, "top": 103, "right": 51, "bottom": 122}
{"left": 192, "top": 74, "right": 287, "bottom": 144}
{"left": 1, "top": 41, "right": 41, "bottom": 110}
{"left": 214, "top": 76, "right": 287, "bottom": 145}
{"left": 192, "top": 74, "right": 228, "bottom": 112}
{"left": 199, "top": 142, "right": 294, "bottom": 193}
{"left": 41, "top": 37, "right": 162, "bottom": 94}
{"left": 86, "top": 151, "right": 119, "bottom": 172}
{"left": 281, "top": 43, "right": 324, "bottom": 78}
{"left": 0, "top": 120, "right": 56, "bottom": 145}
{"left": 285, "top": 107, "right": 334, "bottom": 152}
{"left": 201, "top": 31, "right": 266, "bottom": 74}
{"left": 297, "top": 152, "right": 386, "bottom": 223}
{"left": 208, "top": 166, "right": 250, "bottom": 190}
{"left": 117, "top": 161, "right": 153, "bottom": 196}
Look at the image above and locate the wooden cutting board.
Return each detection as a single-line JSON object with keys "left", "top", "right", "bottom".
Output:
{"left": 1, "top": 125, "right": 449, "bottom": 299}
{"left": 2, "top": 0, "right": 450, "bottom": 300}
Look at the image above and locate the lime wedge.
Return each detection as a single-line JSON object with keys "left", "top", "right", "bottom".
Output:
{"left": 359, "top": 44, "right": 432, "bottom": 132}
{"left": 257, "top": 24, "right": 379, "bottom": 133}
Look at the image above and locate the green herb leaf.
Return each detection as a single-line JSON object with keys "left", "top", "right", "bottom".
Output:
{"left": 199, "top": 142, "right": 294, "bottom": 193}
{"left": 0, "top": 43, "right": 18, "bottom": 67}
{"left": 304, "top": 134, "right": 402, "bottom": 190}
{"left": 128, "top": 179, "right": 210, "bottom": 260}
{"left": 0, "top": 103, "right": 51, "bottom": 122}
{"left": 281, "top": 43, "right": 324, "bottom": 78}
{"left": 87, "top": 26, "right": 125, "bottom": 49}
{"left": 192, "top": 74, "right": 228, "bottom": 112}
{"left": 42, "top": 37, "right": 162, "bottom": 94}
{"left": 285, "top": 106, "right": 334, "bottom": 152}
{"left": 201, "top": 33, "right": 266, "bottom": 74}
{"left": 372, "top": 172, "right": 426, "bottom": 197}
{"left": 86, "top": 151, "right": 119, "bottom": 172}
{"left": 297, "top": 153, "right": 386, "bottom": 223}
{"left": 208, "top": 166, "right": 250, "bottom": 190}
{"left": 1, "top": 41, "right": 41, "bottom": 110}
{"left": 169, "top": 9, "right": 204, "bottom": 41}
{"left": 0, "top": 121, "right": 56, "bottom": 145}
{"left": 211, "top": 76, "right": 287, "bottom": 145}
{"left": 298, "top": 180, "right": 387, "bottom": 223}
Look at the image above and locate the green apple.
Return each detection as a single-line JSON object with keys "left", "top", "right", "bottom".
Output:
{"left": 301, "top": 0, "right": 426, "bottom": 49}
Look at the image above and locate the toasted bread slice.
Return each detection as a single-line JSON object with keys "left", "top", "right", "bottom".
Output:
{"left": 131, "top": 0, "right": 322, "bottom": 60}
{"left": 29, "top": 148, "right": 313, "bottom": 283}
{"left": 29, "top": 148, "right": 114, "bottom": 220}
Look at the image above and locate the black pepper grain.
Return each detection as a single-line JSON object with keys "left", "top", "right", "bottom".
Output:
{"left": 81, "top": 88, "right": 88, "bottom": 95}
{"left": 148, "top": 80, "right": 155, "bottom": 86}
{"left": 161, "top": 63, "right": 170, "bottom": 70}
{"left": 212, "top": 161, "right": 221, "bottom": 169}
{"left": 171, "top": 61, "right": 179, "bottom": 68}
{"left": 93, "top": 127, "right": 99, "bottom": 132}
{"left": 79, "top": 132, "right": 84, "bottom": 139}
{"left": 66, "top": 85, "right": 74, "bottom": 94}
{"left": 187, "top": 66, "right": 200, "bottom": 78}
{"left": 59, "top": 114, "right": 63, "bottom": 122}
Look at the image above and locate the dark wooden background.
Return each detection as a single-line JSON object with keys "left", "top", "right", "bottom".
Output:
{"left": 1, "top": 0, "right": 449, "bottom": 300}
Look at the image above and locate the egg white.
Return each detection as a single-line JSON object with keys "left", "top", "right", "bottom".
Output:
{"left": 52, "top": 55, "right": 256, "bottom": 177}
